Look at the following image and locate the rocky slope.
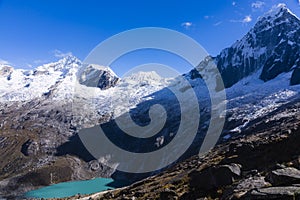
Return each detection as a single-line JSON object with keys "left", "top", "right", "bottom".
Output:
{"left": 77, "top": 97, "right": 300, "bottom": 199}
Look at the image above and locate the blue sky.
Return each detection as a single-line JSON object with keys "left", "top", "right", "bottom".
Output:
{"left": 0, "top": 0, "right": 300, "bottom": 75}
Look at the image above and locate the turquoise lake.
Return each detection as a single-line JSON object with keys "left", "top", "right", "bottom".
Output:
{"left": 25, "top": 178, "right": 114, "bottom": 198}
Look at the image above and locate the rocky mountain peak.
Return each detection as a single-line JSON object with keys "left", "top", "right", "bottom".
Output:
{"left": 259, "top": 3, "right": 297, "bottom": 21}
{"left": 200, "top": 4, "right": 300, "bottom": 88}
{"left": 78, "top": 64, "right": 119, "bottom": 90}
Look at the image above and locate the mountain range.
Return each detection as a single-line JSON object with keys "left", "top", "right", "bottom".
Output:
{"left": 1, "top": 3, "right": 300, "bottom": 199}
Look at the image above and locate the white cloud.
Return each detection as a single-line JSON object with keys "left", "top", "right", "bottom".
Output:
{"left": 243, "top": 15, "right": 252, "bottom": 23}
{"left": 0, "top": 59, "right": 11, "bottom": 66}
{"left": 230, "top": 15, "right": 252, "bottom": 23}
{"left": 181, "top": 22, "right": 193, "bottom": 29}
{"left": 52, "top": 49, "right": 72, "bottom": 58}
{"left": 232, "top": 1, "right": 236, "bottom": 6}
{"left": 252, "top": 1, "right": 265, "bottom": 9}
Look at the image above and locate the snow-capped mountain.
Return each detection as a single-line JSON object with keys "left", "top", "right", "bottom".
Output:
{"left": 0, "top": 55, "right": 121, "bottom": 102}
{"left": 207, "top": 3, "right": 300, "bottom": 88}
{"left": 0, "top": 56, "right": 80, "bottom": 101}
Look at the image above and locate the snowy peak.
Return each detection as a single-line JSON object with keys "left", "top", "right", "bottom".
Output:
{"left": 201, "top": 4, "right": 300, "bottom": 88}
{"left": 254, "top": 3, "right": 300, "bottom": 33}
{"left": 124, "top": 71, "right": 162, "bottom": 81}
{"left": 121, "top": 71, "right": 166, "bottom": 86}
{"left": 260, "top": 3, "right": 298, "bottom": 21}
{"left": 35, "top": 55, "right": 81, "bottom": 77}
{"left": 263, "top": 3, "right": 288, "bottom": 17}
{"left": 0, "top": 56, "right": 82, "bottom": 101}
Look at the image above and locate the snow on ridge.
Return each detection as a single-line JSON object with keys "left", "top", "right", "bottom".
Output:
{"left": 226, "top": 70, "right": 300, "bottom": 134}
{"left": 36, "top": 55, "right": 81, "bottom": 74}
{"left": 123, "top": 71, "right": 164, "bottom": 83}
{"left": 259, "top": 3, "right": 300, "bottom": 21}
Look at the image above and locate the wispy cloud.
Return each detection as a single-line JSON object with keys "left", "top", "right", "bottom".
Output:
{"left": 230, "top": 15, "right": 252, "bottom": 23}
{"left": 26, "top": 63, "right": 33, "bottom": 68}
{"left": 214, "top": 21, "right": 222, "bottom": 26}
{"left": 0, "top": 59, "right": 11, "bottom": 66}
{"left": 52, "top": 49, "right": 72, "bottom": 58}
{"left": 232, "top": 1, "right": 236, "bottom": 6}
{"left": 181, "top": 22, "right": 193, "bottom": 29}
{"left": 33, "top": 59, "right": 48, "bottom": 65}
{"left": 251, "top": 1, "right": 265, "bottom": 9}
{"left": 204, "top": 15, "right": 214, "bottom": 20}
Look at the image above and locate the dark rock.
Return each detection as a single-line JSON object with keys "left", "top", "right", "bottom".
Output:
{"left": 78, "top": 64, "right": 119, "bottom": 90}
{"left": 243, "top": 186, "right": 300, "bottom": 200}
{"left": 236, "top": 176, "right": 271, "bottom": 191}
{"left": 21, "top": 139, "right": 39, "bottom": 156}
{"left": 159, "top": 190, "right": 178, "bottom": 200}
{"left": 189, "top": 163, "right": 241, "bottom": 190}
{"left": 265, "top": 167, "right": 300, "bottom": 186}
{"left": 291, "top": 67, "right": 300, "bottom": 85}
{"left": 226, "top": 176, "right": 271, "bottom": 199}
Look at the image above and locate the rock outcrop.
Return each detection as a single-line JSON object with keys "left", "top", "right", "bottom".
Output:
{"left": 78, "top": 64, "right": 119, "bottom": 89}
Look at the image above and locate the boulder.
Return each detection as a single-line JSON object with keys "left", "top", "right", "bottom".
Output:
{"left": 243, "top": 186, "right": 300, "bottom": 200}
{"left": 227, "top": 176, "right": 271, "bottom": 199}
{"left": 266, "top": 167, "right": 300, "bottom": 186}
{"left": 189, "top": 163, "right": 241, "bottom": 190}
